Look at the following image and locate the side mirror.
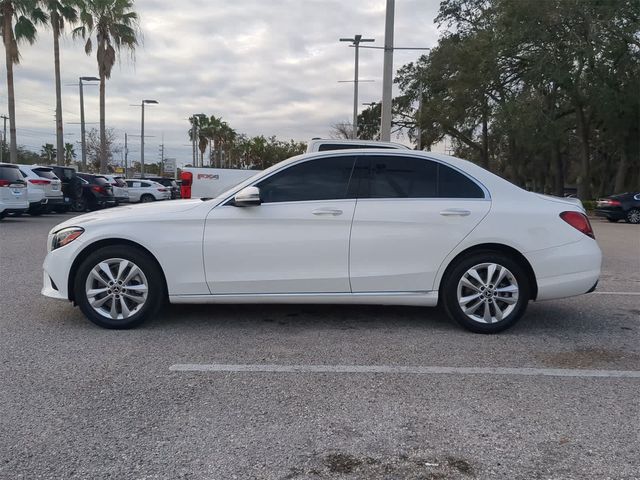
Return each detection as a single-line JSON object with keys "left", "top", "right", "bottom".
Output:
{"left": 233, "top": 186, "right": 261, "bottom": 207}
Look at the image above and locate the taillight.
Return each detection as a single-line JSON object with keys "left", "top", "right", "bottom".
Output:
{"left": 91, "top": 185, "right": 106, "bottom": 194}
{"left": 603, "top": 199, "right": 621, "bottom": 207}
{"left": 158, "top": 188, "right": 167, "bottom": 192}
{"left": 0, "top": 179, "right": 10, "bottom": 187}
{"left": 560, "top": 211, "right": 595, "bottom": 239}
{"left": 29, "top": 179, "right": 51, "bottom": 185}
{"left": 180, "top": 171, "right": 192, "bottom": 199}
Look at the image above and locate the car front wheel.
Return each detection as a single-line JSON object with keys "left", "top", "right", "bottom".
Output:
{"left": 441, "top": 252, "right": 531, "bottom": 333}
{"left": 74, "top": 245, "right": 165, "bottom": 329}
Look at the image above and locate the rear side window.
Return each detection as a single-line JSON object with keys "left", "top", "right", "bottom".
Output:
{"left": 317, "top": 143, "right": 397, "bottom": 152}
{"left": 356, "top": 156, "right": 485, "bottom": 199}
{"left": 257, "top": 156, "right": 356, "bottom": 203}
{"left": 93, "top": 176, "right": 110, "bottom": 186}
{"left": 141, "top": 182, "right": 152, "bottom": 188}
{"left": 0, "top": 165, "right": 24, "bottom": 182}
{"left": 33, "top": 168, "right": 58, "bottom": 180}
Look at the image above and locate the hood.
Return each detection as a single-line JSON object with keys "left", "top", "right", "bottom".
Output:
{"left": 534, "top": 193, "right": 585, "bottom": 211}
{"left": 50, "top": 199, "right": 206, "bottom": 233}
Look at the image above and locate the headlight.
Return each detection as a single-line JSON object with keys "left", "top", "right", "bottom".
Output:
{"left": 51, "top": 227, "right": 84, "bottom": 250}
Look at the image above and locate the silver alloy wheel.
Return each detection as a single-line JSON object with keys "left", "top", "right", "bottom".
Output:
{"left": 456, "top": 262, "right": 519, "bottom": 324}
{"left": 627, "top": 209, "right": 640, "bottom": 224}
{"left": 84, "top": 258, "right": 149, "bottom": 320}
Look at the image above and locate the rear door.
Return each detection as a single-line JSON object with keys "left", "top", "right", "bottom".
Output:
{"left": 349, "top": 154, "right": 491, "bottom": 292}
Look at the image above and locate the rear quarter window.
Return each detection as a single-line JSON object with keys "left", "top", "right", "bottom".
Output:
{"left": 0, "top": 165, "right": 24, "bottom": 182}
{"left": 33, "top": 168, "right": 58, "bottom": 180}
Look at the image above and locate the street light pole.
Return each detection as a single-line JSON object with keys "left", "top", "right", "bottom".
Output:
{"left": 380, "top": 0, "right": 395, "bottom": 142}
{"left": 140, "top": 99, "right": 158, "bottom": 176}
{"left": 79, "top": 76, "right": 99, "bottom": 171}
{"left": 340, "top": 35, "right": 375, "bottom": 139}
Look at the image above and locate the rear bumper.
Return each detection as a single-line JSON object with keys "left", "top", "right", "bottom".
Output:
{"left": 595, "top": 208, "right": 624, "bottom": 220}
{"left": 526, "top": 237, "right": 602, "bottom": 301}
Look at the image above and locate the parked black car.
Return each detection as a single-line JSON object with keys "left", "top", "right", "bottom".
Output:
{"left": 595, "top": 192, "right": 640, "bottom": 224}
{"left": 74, "top": 173, "right": 117, "bottom": 212}
{"left": 49, "top": 165, "right": 83, "bottom": 213}
{"left": 143, "top": 176, "right": 181, "bottom": 199}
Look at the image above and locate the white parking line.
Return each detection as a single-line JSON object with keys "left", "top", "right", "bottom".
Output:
{"left": 593, "top": 292, "right": 640, "bottom": 296}
{"left": 169, "top": 363, "right": 640, "bottom": 378}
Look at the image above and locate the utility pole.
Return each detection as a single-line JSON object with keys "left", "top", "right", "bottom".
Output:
{"left": 79, "top": 76, "right": 99, "bottom": 170}
{"left": 340, "top": 35, "right": 375, "bottom": 139}
{"left": 124, "top": 133, "right": 128, "bottom": 178}
{"left": 159, "top": 136, "right": 165, "bottom": 175}
{"left": 139, "top": 99, "right": 158, "bottom": 176}
{"left": 380, "top": 0, "right": 395, "bottom": 142}
{"left": 0, "top": 115, "right": 7, "bottom": 163}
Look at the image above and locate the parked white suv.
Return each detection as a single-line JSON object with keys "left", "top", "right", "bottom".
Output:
{"left": 125, "top": 179, "right": 170, "bottom": 202}
{"left": 0, "top": 163, "right": 28, "bottom": 219}
{"left": 18, "top": 164, "right": 65, "bottom": 214}
{"left": 103, "top": 175, "right": 129, "bottom": 205}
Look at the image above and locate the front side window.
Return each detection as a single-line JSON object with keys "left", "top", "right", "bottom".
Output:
{"left": 357, "top": 156, "right": 484, "bottom": 199}
{"left": 256, "top": 156, "right": 356, "bottom": 203}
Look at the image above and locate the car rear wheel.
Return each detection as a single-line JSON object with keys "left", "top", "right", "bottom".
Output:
{"left": 74, "top": 245, "right": 165, "bottom": 329}
{"left": 140, "top": 194, "right": 154, "bottom": 203}
{"left": 71, "top": 198, "right": 87, "bottom": 212}
{"left": 441, "top": 252, "right": 531, "bottom": 334}
{"left": 626, "top": 208, "right": 640, "bottom": 224}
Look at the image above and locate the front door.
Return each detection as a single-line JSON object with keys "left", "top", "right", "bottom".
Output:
{"left": 203, "top": 155, "right": 357, "bottom": 294}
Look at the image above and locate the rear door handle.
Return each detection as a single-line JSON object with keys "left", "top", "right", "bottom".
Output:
{"left": 440, "top": 208, "right": 471, "bottom": 217}
{"left": 312, "top": 208, "right": 343, "bottom": 216}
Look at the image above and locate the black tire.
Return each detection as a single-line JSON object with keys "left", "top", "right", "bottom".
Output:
{"left": 441, "top": 251, "right": 531, "bottom": 334}
{"left": 140, "top": 194, "right": 154, "bottom": 203}
{"left": 74, "top": 245, "right": 165, "bottom": 329}
{"left": 71, "top": 198, "right": 87, "bottom": 212}
{"left": 28, "top": 205, "right": 43, "bottom": 216}
{"left": 606, "top": 217, "right": 619, "bottom": 223}
{"left": 625, "top": 208, "right": 640, "bottom": 224}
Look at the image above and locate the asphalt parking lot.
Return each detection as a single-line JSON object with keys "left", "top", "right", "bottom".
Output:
{"left": 1, "top": 213, "right": 639, "bottom": 480}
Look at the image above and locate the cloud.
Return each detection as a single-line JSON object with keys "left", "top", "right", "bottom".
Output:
{"left": 3, "top": 0, "right": 441, "bottom": 166}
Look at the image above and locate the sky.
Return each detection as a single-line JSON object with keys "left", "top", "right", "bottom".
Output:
{"left": 3, "top": 0, "right": 443, "bottom": 167}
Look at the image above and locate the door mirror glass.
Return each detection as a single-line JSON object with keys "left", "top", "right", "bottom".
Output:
{"left": 233, "top": 186, "right": 261, "bottom": 206}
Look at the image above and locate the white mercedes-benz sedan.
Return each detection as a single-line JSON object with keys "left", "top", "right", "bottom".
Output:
{"left": 42, "top": 150, "right": 601, "bottom": 333}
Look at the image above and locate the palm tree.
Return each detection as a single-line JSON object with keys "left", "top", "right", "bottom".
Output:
{"left": 40, "top": 142, "right": 56, "bottom": 162}
{"left": 43, "top": 0, "right": 79, "bottom": 166}
{"left": 64, "top": 141, "right": 75, "bottom": 165}
{"left": 1, "top": 0, "right": 47, "bottom": 163}
{"left": 73, "top": 0, "right": 139, "bottom": 173}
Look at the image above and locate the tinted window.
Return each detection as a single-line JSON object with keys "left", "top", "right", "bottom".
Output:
{"left": 55, "top": 168, "right": 74, "bottom": 181}
{"left": 357, "top": 156, "right": 484, "bottom": 199}
{"left": 317, "top": 143, "right": 397, "bottom": 152}
{"left": 438, "top": 164, "right": 484, "bottom": 198}
{"left": 0, "top": 165, "right": 24, "bottom": 182}
{"left": 33, "top": 168, "right": 58, "bottom": 180}
{"left": 93, "top": 176, "right": 110, "bottom": 186}
{"left": 359, "top": 156, "right": 438, "bottom": 198}
{"left": 257, "top": 156, "right": 356, "bottom": 203}
{"left": 141, "top": 182, "right": 152, "bottom": 188}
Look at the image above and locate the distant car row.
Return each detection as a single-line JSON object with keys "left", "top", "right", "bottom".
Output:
{"left": 0, "top": 162, "right": 181, "bottom": 220}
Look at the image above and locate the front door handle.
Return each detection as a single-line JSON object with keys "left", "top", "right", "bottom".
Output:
{"left": 440, "top": 208, "right": 471, "bottom": 217}
{"left": 312, "top": 208, "right": 343, "bottom": 216}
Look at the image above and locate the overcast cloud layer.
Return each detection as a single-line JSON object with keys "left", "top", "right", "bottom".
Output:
{"left": 2, "top": 0, "right": 442, "bottom": 166}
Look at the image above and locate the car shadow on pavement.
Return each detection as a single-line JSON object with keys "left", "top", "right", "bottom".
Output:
{"left": 148, "top": 303, "right": 457, "bottom": 332}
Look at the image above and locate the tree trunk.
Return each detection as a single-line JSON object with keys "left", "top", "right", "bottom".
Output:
{"left": 575, "top": 105, "right": 591, "bottom": 200}
{"left": 552, "top": 142, "right": 564, "bottom": 197}
{"left": 613, "top": 146, "right": 628, "bottom": 193}
{"left": 53, "top": 15, "right": 64, "bottom": 166}
{"left": 3, "top": 9, "right": 18, "bottom": 163}
{"left": 481, "top": 112, "right": 489, "bottom": 169}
